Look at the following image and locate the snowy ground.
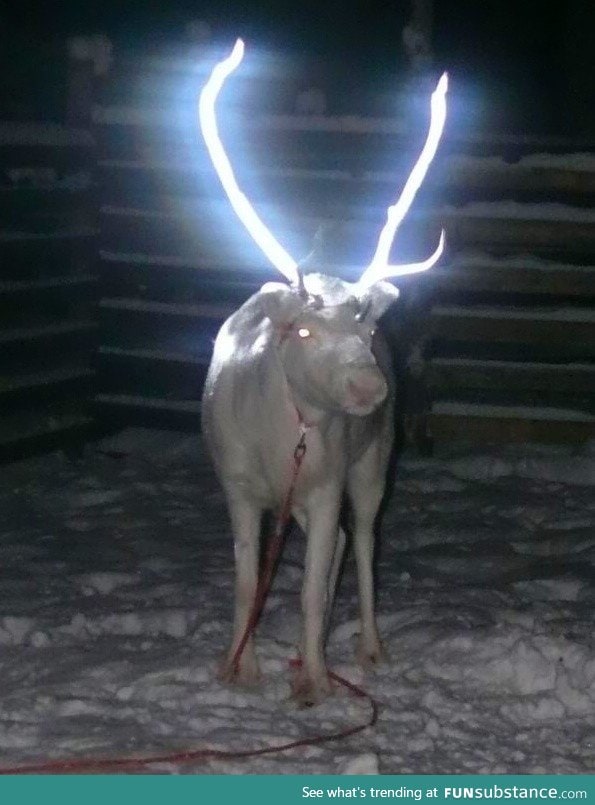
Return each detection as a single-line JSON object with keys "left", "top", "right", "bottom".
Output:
{"left": 1, "top": 430, "right": 593, "bottom": 774}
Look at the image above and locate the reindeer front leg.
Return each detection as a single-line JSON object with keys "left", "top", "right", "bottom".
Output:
{"left": 293, "top": 488, "right": 342, "bottom": 705}
{"left": 348, "top": 442, "right": 389, "bottom": 667}
{"left": 219, "top": 492, "right": 262, "bottom": 686}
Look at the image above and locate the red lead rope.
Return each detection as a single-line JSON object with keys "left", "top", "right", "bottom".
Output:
{"left": 0, "top": 430, "right": 378, "bottom": 775}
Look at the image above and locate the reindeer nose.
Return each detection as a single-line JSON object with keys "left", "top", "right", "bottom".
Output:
{"left": 344, "top": 367, "right": 387, "bottom": 413}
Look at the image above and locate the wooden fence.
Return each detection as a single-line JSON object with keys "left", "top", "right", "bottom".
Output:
{"left": 93, "top": 44, "right": 595, "bottom": 447}
{"left": 2, "top": 39, "right": 594, "bottom": 461}
{"left": 0, "top": 122, "right": 97, "bottom": 461}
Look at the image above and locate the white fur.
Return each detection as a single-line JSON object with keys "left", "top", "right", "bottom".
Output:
{"left": 202, "top": 274, "right": 396, "bottom": 703}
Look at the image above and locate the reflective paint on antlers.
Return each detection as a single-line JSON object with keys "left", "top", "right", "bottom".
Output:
{"left": 198, "top": 39, "right": 448, "bottom": 291}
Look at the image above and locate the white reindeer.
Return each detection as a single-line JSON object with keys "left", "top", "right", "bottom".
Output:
{"left": 199, "top": 40, "right": 447, "bottom": 704}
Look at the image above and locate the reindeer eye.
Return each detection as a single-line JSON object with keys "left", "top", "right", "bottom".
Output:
{"left": 298, "top": 328, "right": 311, "bottom": 339}
{"left": 369, "top": 329, "right": 376, "bottom": 338}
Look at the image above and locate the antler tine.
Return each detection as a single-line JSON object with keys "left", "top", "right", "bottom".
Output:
{"left": 199, "top": 39, "right": 300, "bottom": 287}
{"left": 294, "top": 266, "right": 309, "bottom": 300}
{"left": 358, "top": 72, "right": 448, "bottom": 290}
{"left": 200, "top": 41, "right": 447, "bottom": 295}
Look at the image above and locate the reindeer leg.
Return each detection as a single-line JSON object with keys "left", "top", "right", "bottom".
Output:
{"left": 294, "top": 514, "right": 347, "bottom": 643}
{"left": 325, "top": 525, "right": 347, "bottom": 637}
{"left": 292, "top": 489, "right": 342, "bottom": 705}
{"left": 219, "top": 493, "right": 262, "bottom": 687}
{"left": 348, "top": 444, "right": 389, "bottom": 668}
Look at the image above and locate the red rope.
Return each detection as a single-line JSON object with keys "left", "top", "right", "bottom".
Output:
{"left": 0, "top": 430, "right": 378, "bottom": 775}
{"left": 230, "top": 429, "right": 306, "bottom": 675}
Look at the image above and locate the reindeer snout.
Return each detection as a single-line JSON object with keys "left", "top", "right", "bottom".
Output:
{"left": 343, "top": 366, "right": 387, "bottom": 414}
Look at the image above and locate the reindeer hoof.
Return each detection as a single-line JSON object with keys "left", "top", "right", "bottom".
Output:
{"left": 292, "top": 667, "right": 332, "bottom": 706}
{"left": 356, "top": 637, "right": 387, "bottom": 670}
{"left": 218, "top": 650, "right": 261, "bottom": 688}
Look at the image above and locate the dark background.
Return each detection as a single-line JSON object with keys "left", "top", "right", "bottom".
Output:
{"left": 0, "top": 1, "right": 593, "bottom": 133}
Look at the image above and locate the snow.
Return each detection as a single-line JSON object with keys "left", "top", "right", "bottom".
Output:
{"left": 0, "top": 432, "right": 593, "bottom": 774}
{"left": 415, "top": 441, "right": 595, "bottom": 485}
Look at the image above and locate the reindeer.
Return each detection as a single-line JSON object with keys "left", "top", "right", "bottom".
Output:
{"left": 199, "top": 40, "right": 447, "bottom": 704}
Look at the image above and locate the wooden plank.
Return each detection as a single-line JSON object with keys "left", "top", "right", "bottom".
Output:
{"left": 0, "top": 275, "right": 96, "bottom": 293}
{"left": 437, "top": 162, "right": 595, "bottom": 197}
{"left": 99, "top": 200, "right": 595, "bottom": 262}
{"left": 98, "top": 346, "right": 203, "bottom": 365}
{"left": 0, "top": 320, "right": 97, "bottom": 345}
{"left": 99, "top": 297, "right": 235, "bottom": 319}
{"left": 95, "top": 393, "right": 199, "bottom": 412}
{"left": 0, "top": 227, "right": 97, "bottom": 243}
{"left": 0, "top": 239, "right": 84, "bottom": 280}
{"left": 98, "top": 249, "right": 595, "bottom": 303}
{"left": 432, "top": 260, "right": 595, "bottom": 298}
{"left": 0, "top": 188, "right": 94, "bottom": 230}
{"left": 97, "top": 348, "right": 206, "bottom": 399}
{"left": 443, "top": 214, "right": 595, "bottom": 254}
{"left": 0, "top": 145, "right": 93, "bottom": 173}
{"left": 430, "top": 402, "right": 595, "bottom": 444}
{"left": 97, "top": 125, "right": 595, "bottom": 187}
{"left": 99, "top": 308, "right": 220, "bottom": 356}
{"left": 429, "top": 358, "right": 595, "bottom": 396}
{"left": 0, "top": 122, "right": 93, "bottom": 148}
{"left": 95, "top": 104, "right": 595, "bottom": 153}
{"left": 97, "top": 157, "right": 595, "bottom": 209}
{"left": 0, "top": 367, "right": 95, "bottom": 412}
{"left": 0, "top": 365, "right": 94, "bottom": 392}
{"left": 0, "top": 275, "right": 96, "bottom": 313}
{"left": 93, "top": 394, "right": 200, "bottom": 433}
{"left": 431, "top": 306, "right": 595, "bottom": 355}
{"left": 100, "top": 248, "right": 595, "bottom": 297}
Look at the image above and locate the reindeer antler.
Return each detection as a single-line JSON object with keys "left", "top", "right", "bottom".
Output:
{"left": 199, "top": 40, "right": 448, "bottom": 292}
{"left": 198, "top": 39, "right": 300, "bottom": 286}
{"left": 357, "top": 73, "right": 448, "bottom": 290}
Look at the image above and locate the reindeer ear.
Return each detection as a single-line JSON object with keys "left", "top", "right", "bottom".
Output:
{"left": 259, "top": 282, "right": 304, "bottom": 325}
{"left": 358, "top": 281, "right": 400, "bottom": 322}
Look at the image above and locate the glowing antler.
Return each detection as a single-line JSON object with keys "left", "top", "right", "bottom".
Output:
{"left": 199, "top": 40, "right": 447, "bottom": 291}
{"left": 357, "top": 72, "right": 448, "bottom": 290}
{"left": 199, "top": 38, "right": 300, "bottom": 285}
